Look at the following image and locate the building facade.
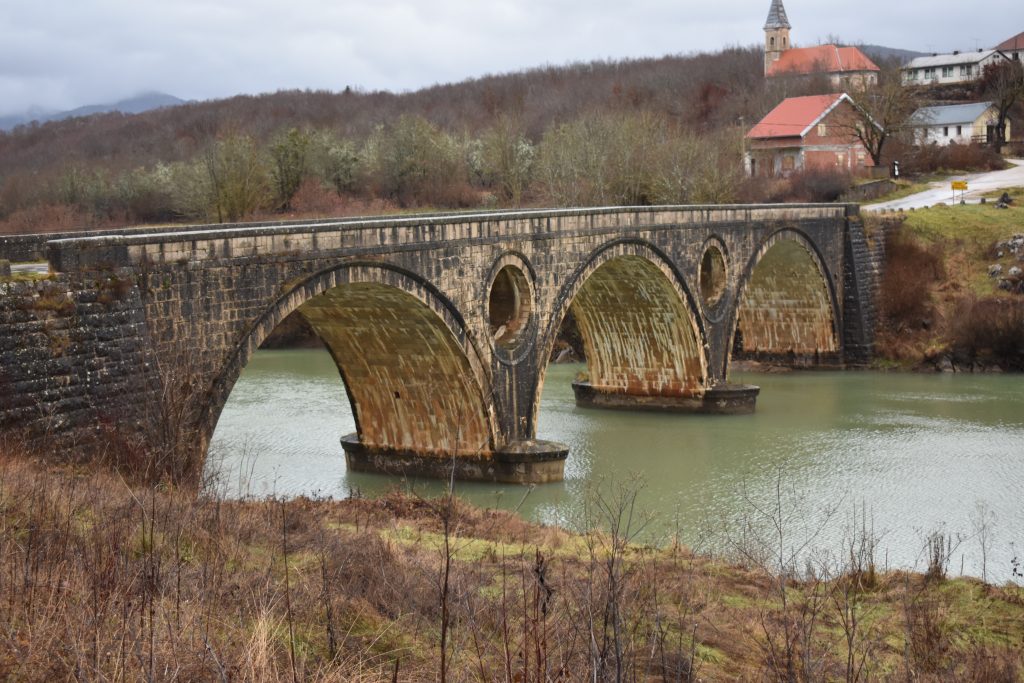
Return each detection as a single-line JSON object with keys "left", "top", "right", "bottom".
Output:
{"left": 909, "top": 102, "right": 1010, "bottom": 145}
{"left": 745, "top": 94, "right": 876, "bottom": 177}
{"left": 901, "top": 50, "right": 1008, "bottom": 85}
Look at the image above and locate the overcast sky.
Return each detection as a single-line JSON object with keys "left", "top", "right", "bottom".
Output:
{"left": 1, "top": 0, "right": 1021, "bottom": 116}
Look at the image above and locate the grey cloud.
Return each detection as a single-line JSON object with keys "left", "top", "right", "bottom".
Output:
{"left": 0, "top": 0, "right": 1019, "bottom": 116}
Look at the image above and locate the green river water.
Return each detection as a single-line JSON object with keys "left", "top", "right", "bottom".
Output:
{"left": 207, "top": 349, "right": 1024, "bottom": 583}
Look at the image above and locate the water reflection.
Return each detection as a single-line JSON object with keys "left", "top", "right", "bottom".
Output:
{"left": 209, "top": 349, "right": 1024, "bottom": 582}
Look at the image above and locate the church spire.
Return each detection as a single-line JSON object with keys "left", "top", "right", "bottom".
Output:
{"left": 764, "top": 0, "right": 791, "bottom": 30}
{"left": 763, "top": 0, "right": 791, "bottom": 75}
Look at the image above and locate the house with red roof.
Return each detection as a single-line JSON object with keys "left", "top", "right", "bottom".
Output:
{"left": 996, "top": 31, "right": 1023, "bottom": 62}
{"left": 763, "top": 0, "right": 880, "bottom": 88}
{"left": 744, "top": 93, "right": 877, "bottom": 177}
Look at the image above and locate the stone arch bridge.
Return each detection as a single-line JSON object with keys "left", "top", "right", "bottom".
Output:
{"left": 0, "top": 204, "right": 877, "bottom": 483}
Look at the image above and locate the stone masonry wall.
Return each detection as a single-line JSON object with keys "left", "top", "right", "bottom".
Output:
{"left": 0, "top": 273, "right": 156, "bottom": 450}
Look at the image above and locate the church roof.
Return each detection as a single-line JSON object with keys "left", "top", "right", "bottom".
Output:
{"left": 766, "top": 45, "right": 880, "bottom": 77}
{"left": 746, "top": 93, "right": 851, "bottom": 139}
{"left": 764, "top": 0, "right": 791, "bottom": 30}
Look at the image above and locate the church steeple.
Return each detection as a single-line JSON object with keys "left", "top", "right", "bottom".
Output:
{"left": 764, "top": 0, "right": 791, "bottom": 30}
{"left": 763, "top": 0, "right": 791, "bottom": 75}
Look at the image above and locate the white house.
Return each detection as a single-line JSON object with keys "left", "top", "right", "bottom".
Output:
{"left": 901, "top": 49, "right": 1008, "bottom": 85}
{"left": 908, "top": 102, "right": 1008, "bottom": 145}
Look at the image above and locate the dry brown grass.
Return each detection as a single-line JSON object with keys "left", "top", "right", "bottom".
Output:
{"left": 0, "top": 445, "right": 1021, "bottom": 681}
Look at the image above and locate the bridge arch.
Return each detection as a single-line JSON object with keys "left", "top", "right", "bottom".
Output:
{"left": 202, "top": 261, "right": 496, "bottom": 462}
{"left": 533, "top": 240, "right": 709, "bottom": 426}
{"left": 727, "top": 228, "right": 841, "bottom": 375}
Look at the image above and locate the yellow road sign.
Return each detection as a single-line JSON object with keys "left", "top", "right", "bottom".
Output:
{"left": 951, "top": 180, "right": 968, "bottom": 191}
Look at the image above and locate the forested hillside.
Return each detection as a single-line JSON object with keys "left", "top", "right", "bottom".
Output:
{"left": 0, "top": 46, "right": 876, "bottom": 233}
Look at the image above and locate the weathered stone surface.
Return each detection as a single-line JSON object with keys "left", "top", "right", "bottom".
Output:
{"left": 1, "top": 204, "right": 877, "bottom": 482}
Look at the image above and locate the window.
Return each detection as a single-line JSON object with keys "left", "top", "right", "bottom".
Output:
{"left": 961, "top": 64, "right": 973, "bottom": 77}
{"left": 941, "top": 66, "right": 954, "bottom": 78}
{"left": 782, "top": 155, "right": 795, "bottom": 171}
{"left": 770, "top": 37, "right": 775, "bottom": 48}
{"left": 956, "top": 125, "right": 962, "bottom": 136}
{"left": 817, "top": 123, "right": 827, "bottom": 137}
{"left": 857, "top": 151, "right": 866, "bottom": 166}
{"left": 907, "top": 69, "right": 918, "bottom": 80}
{"left": 1014, "top": 53, "right": 1020, "bottom": 61}
{"left": 924, "top": 68, "right": 936, "bottom": 79}
{"left": 944, "top": 126, "right": 949, "bottom": 137}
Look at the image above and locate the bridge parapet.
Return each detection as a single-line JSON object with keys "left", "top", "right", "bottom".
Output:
{"left": 46, "top": 204, "right": 854, "bottom": 273}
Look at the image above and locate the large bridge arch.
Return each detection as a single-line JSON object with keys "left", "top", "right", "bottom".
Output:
{"left": 727, "top": 228, "right": 842, "bottom": 375}
{"left": 532, "top": 240, "right": 709, "bottom": 424}
{"left": 202, "top": 261, "right": 497, "bottom": 466}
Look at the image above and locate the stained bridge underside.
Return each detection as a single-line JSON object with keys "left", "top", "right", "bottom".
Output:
{"left": 573, "top": 256, "right": 706, "bottom": 398}
{"left": 5, "top": 203, "right": 874, "bottom": 486}
{"left": 566, "top": 254, "right": 761, "bottom": 414}
{"left": 733, "top": 237, "right": 840, "bottom": 366}
{"left": 298, "top": 283, "right": 492, "bottom": 457}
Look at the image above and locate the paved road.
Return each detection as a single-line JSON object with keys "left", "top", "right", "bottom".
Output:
{"left": 864, "top": 158, "right": 1024, "bottom": 212}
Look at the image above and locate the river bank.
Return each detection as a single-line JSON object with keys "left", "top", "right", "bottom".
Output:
{"left": 869, "top": 199, "right": 1024, "bottom": 373}
{"left": 1, "top": 449, "right": 1021, "bottom": 681}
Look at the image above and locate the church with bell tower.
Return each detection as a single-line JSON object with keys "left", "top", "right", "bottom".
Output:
{"left": 763, "top": 0, "right": 791, "bottom": 75}
{"left": 760, "top": 0, "right": 879, "bottom": 87}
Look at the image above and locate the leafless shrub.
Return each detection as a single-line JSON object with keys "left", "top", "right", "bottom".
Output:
{"left": 879, "top": 231, "right": 944, "bottom": 330}
{"left": 948, "top": 296, "right": 1024, "bottom": 370}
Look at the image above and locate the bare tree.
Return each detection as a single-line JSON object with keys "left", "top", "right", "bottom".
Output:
{"left": 978, "top": 59, "right": 1024, "bottom": 153}
{"left": 836, "top": 68, "right": 918, "bottom": 166}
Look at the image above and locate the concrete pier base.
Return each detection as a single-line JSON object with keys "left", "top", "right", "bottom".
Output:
{"left": 341, "top": 434, "right": 568, "bottom": 483}
{"left": 571, "top": 381, "right": 760, "bottom": 415}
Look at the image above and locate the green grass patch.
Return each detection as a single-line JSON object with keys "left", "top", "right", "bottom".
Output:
{"left": 900, "top": 203, "right": 1024, "bottom": 296}
{"left": 981, "top": 186, "right": 1024, "bottom": 201}
{"left": 901, "top": 204, "right": 1022, "bottom": 246}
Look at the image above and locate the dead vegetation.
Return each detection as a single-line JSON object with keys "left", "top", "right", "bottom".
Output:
{"left": 0, "top": 445, "right": 1021, "bottom": 682}
{"left": 873, "top": 207, "right": 1024, "bottom": 371}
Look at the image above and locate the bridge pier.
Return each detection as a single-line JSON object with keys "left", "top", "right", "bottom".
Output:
{"left": 341, "top": 434, "right": 568, "bottom": 484}
{"left": 571, "top": 382, "right": 760, "bottom": 415}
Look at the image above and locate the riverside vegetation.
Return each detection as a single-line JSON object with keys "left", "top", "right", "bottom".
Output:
{"left": 1, "top": 441, "right": 1022, "bottom": 682}
{"left": 872, "top": 196, "right": 1024, "bottom": 371}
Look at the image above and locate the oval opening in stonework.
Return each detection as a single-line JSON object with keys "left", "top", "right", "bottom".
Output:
{"left": 699, "top": 245, "right": 727, "bottom": 308}
{"left": 488, "top": 265, "right": 532, "bottom": 346}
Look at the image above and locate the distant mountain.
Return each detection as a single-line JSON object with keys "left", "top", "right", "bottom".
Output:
{"left": 857, "top": 44, "right": 928, "bottom": 65}
{"left": 0, "top": 92, "right": 185, "bottom": 131}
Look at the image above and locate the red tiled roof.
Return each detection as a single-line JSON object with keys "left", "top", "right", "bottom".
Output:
{"left": 746, "top": 93, "right": 848, "bottom": 139}
{"left": 766, "top": 45, "right": 880, "bottom": 77}
{"left": 996, "top": 31, "right": 1024, "bottom": 51}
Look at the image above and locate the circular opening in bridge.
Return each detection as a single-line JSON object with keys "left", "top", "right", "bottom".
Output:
{"left": 488, "top": 265, "right": 532, "bottom": 346}
{"left": 699, "top": 245, "right": 727, "bottom": 308}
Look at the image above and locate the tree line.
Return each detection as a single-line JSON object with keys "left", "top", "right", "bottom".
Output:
{"left": 0, "top": 45, "right": 1019, "bottom": 233}
{"left": 0, "top": 110, "right": 749, "bottom": 231}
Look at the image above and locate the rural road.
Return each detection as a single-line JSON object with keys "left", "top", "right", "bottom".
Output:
{"left": 864, "top": 158, "right": 1024, "bottom": 212}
